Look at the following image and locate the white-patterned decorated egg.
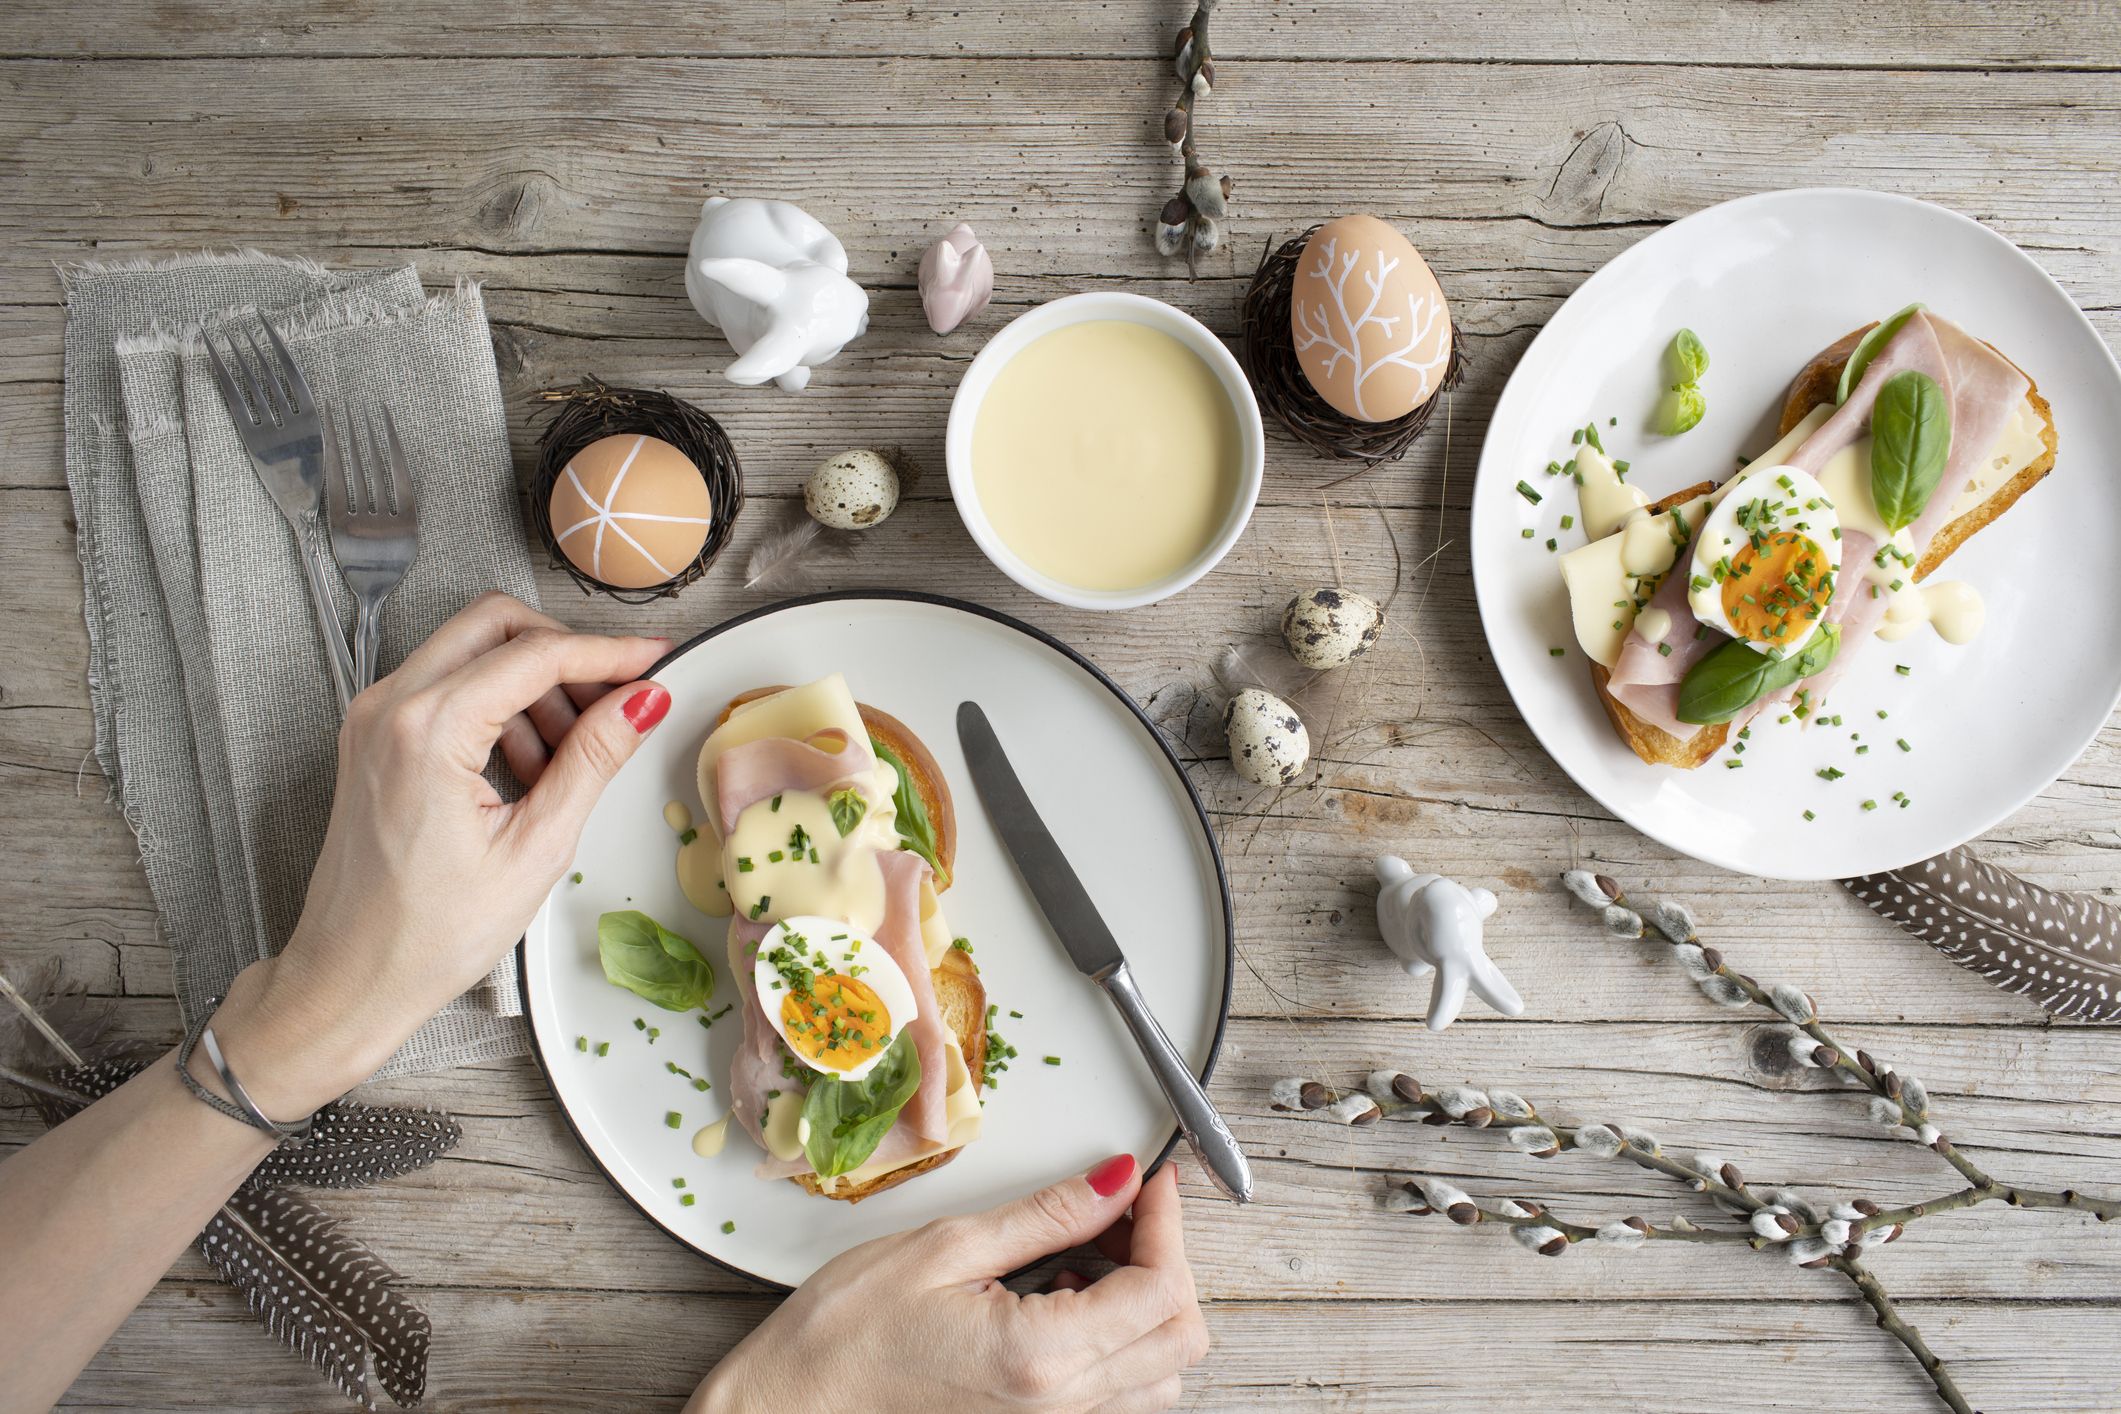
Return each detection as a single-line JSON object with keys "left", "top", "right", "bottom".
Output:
{"left": 1290, "top": 215, "right": 1452, "bottom": 423}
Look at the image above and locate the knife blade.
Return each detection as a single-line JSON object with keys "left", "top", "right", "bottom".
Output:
{"left": 957, "top": 700, "right": 1252, "bottom": 1203}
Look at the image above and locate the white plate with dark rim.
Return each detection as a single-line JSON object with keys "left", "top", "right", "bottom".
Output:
{"left": 519, "top": 592, "right": 1232, "bottom": 1288}
{"left": 1472, "top": 188, "right": 2121, "bottom": 881}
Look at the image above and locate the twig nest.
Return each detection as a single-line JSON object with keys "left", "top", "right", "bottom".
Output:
{"left": 1239, "top": 226, "right": 1466, "bottom": 465}
{"left": 1225, "top": 687, "right": 1309, "bottom": 785}
{"left": 1281, "top": 587, "right": 1384, "bottom": 669}
{"left": 804, "top": 450, "right": 899, "bottom": 530}
{"left": 530, "top": 381, "right": 742, "bottom": 603}
{"left": 1291, "top": 216, "right": 1453, "bottom": 423}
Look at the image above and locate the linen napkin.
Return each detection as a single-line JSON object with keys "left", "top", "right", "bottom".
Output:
{"left": 63, "top": 250, "right": 536, "bottom": 1075}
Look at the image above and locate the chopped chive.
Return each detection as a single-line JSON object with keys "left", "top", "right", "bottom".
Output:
{"left": 665, "top": 1111, "right": 681, "bottom": 1129}
{"left": 1855, "top": 745, "right": 1869, "bottom": 755}
{"left": 693, "top": 1077, "right": 710, "bottom": 1091}
{"left": 1546, "top": 538, "right": 1558, "bottom": 551}
{"left": 595, "top": 1041, "right": 609, "bottom": 1056}
{"left": 1044, "top": 1056, "right": 1062, "bottom": 1066}
{"left": 1549, "top": 647, "right": 1564, "bottom": 657}
{"left": 1803, "top": 809, "right": 1816, "bottom": 821}
{"left": 1560, "top": 514, "right": 1575, "bottom": 529}
{"left": 721, "top": 1220, "right": 736, "bottom": 1234}
{"left": 680, "top": 1193, "right": 696, "bottom": 1207}
{"left": 770, "top": 794, "right": 782, "bottom": 811}
{"left": 1817, "top": 767, "right": 1845, "bottom": 781}
{"left": 1522, "top": 528, "right": 1535, "bottom": 539}
{"left": 1861, "top": 799, "right": 1877, "bottom": 812}
{"left": 673, "top": 1177, "right": 686, "bottom": 1189}
{"left": 570, "top": 871, "right": 583, "bottom": 884}
{"left": 1657, "top": 642, "right": 1673, "bottom": 657}
{"left": 1516, "top": 480, "right": 1543, "bottom": 505}
{"left": 678, "top": 827, "right": 698, "bottom": 846}
{"left": 1725, "top": 758, "right": 1744, "bottom": 769}
{"left": 736, "top": 857, "right": 755, "bottom": 872}
{"left": 575, "top": 1035, "right": 587, "bottom": 1052}
{"left": 1009, "top": 1010, "right": 1023, "bottom": 1019}
{"left": 633, "top": 1017, "right": 646, "bottom": 1031}
{"left": 767, "top": 850, "right": 784, "bottom": 863}
{"left": 1895, "top": 664, "right": 1911, "bottom": 677}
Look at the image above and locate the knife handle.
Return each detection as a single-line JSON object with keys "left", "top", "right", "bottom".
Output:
{"left": 1099, "top": 962, "right": 1253, "bottom": 1204}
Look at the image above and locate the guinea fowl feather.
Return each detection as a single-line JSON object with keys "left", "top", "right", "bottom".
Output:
{"left": 0, "top": 969, "right": 456, "bottom": 1408}
{"left": 1846, "top": 848, "right": 2121, "bottom": 1021}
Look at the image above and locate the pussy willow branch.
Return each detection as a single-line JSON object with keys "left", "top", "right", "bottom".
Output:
{"left": 1269, "top": 871, "right": 2121, "bottom": 1414}
{"left": 1154, "top": 0, "right": 1230, "bottom": 267}
{"left": 1579, "top": 871, "right": 2121, "bottom": 1227}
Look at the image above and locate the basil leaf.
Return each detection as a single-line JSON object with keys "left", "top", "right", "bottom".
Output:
{"left": 1677, "top": 624, "right": 1841, "bottom": 726}
{"left": 870, "top": 736, "right": 950, "bottom": 888}
{"left": 1836, "top": 302, "right": 1924, "bottom": 405}
{"left": 597, "top": 910, "right": 714, "bottom": 1012}
{"left": 1665, "top": 328, "right": 1709, "bottom": 385}
{"left": 828, "top": 786, "right": 867, "bottom": 838}
{"left": 1653, "top": 383, "right": 1706, "bottom": 436}
{"left": 1869, "top": 369, "right": 1952, "bottom": 533}
{"left": 801, "top": 1030, "right": 923, "bottom": 1178}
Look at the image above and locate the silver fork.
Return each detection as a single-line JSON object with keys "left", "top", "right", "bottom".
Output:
{"left": 322, "top": 402, "right": 419, "bottom": 692}
{"left": 201, "top": 317, "right": 357, "bottom": 712}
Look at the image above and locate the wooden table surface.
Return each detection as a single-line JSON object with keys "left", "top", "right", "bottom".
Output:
{"left": 6, "top": 3, "right": 2121, "bottom": 1409}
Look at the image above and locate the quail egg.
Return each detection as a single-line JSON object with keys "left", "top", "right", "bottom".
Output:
{"left": 1280, "top": 587, "right": 1385, "bottom": 669}
{"left": 1225, "top": 688, "right": 1310, "bottom": 786}
{"left": 804, "top": 449, "right": 900, "bottom": 530}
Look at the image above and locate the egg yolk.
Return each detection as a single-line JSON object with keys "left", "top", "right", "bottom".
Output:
{"left": 1720, "top": 531, "right": 1831, "bottom": 645}
{"left": 780, "top": 973, "right": 892, "bottom": 1072}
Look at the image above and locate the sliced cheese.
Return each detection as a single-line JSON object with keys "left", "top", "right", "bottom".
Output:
{"left": 917, "top": 877, "right": 954, "bottom": 970}
{"left": 1813, "top": 395, "right": 2045, "bottom": 545}
{"left": 696, "top": 674, "right": 883, "bottom": 835}
{"left": 1559, "top": 406, "right": 1830, "bottom": 669}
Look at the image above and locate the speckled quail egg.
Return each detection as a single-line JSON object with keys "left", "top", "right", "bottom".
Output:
{"left": 804, "top": 449, "right": 900, "bottom": 530}
{"left": 1280, "top": 587, "right": 1385, "bottom": 670}
{"left": 1225, "top": 688, "right": 1310, "bottom": 786}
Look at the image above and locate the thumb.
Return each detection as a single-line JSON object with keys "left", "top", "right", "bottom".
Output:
{"left": 511, "top": 680, "right": 670, "bottom": 855}
{"left": 927, "top": 1154, "right": 1142, "bottom": 1281}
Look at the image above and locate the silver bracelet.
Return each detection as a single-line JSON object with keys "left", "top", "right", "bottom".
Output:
{"left": 174, "top": 1001, "right": 315, "bottom": 1146}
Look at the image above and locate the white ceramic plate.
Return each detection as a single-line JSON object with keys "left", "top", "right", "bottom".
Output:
{"left": 520, "top": 593, "right": 1231, "bottom": 1287}
{"left": 1472, "top": 189, "right": 2121, "bottom": 880}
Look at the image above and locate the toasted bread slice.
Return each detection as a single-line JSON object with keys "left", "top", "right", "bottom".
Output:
{"left": 1777, "top": 323, "right": 2058, "bottom": 581}
{"left": 1597, "top": 324, "right": 2057, "bottom": 769}
{"left": 717, "top": 686, "right": 981, "bottom": 1201}
{"left": 794, "top": 946, "right": 987, "bottom": 1202}
{"left": 1588, "top": 480, "right": 1726, "bottom": 768}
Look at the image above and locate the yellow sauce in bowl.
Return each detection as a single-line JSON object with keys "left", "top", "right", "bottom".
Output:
{"left": 970, "top": 320, "right": 1242, "bottom": 592}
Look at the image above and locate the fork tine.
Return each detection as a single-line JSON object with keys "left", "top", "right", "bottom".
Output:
{"left": 201, "top": 333, "right": 256, "bottom": 426}
{"left": 378, "top": 405, "right": 416, "bottom": 517}
{"left": 322, "top": 403, "right": 353, "bottom": 523}
{"left": 257, "top": 315, "right": 315, "bottom": 417}
{"left": 342, "top": 402, "right": 375, "bottom": 514}
{"left": 239, "top": 327, "right": 288, "bottom": 426}
{"left": 358, "top": 407, "right": 393, "bottom": 515}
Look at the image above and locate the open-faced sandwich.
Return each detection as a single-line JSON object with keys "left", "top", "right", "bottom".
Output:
{"left": 691, "top": 674, "right": 987, "bottom": 1200}
{"left": 1558, "top": 307, "right": 2056, "bottom": 767}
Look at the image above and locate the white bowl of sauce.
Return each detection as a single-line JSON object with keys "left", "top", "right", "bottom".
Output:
{"left": 946, "top": 291, "right": 1265, "bottom": 610}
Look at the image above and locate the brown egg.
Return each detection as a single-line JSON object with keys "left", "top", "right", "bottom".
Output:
{"left": 549, "top": 434, "right": 713, "bottom": 589}
{"left": 1289, "top": 215, "right": 1453, "bottom": 423}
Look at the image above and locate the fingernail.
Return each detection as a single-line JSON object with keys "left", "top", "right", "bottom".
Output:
{"left": 1087, "top": 1153, "right": 1135, "bottom": 1198}
{"left": 1050, "top": 1269, "right": 1090, "bottom": 1292}
{"left": 622, "top": 685, "right": 671, "bottom": 733}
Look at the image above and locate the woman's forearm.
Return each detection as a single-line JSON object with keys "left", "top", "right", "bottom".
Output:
{"left": 0, "top": 963, "right": 357, "bottom": 1410}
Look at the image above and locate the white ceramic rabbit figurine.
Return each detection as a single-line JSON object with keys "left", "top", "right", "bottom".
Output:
{"left": 1374, "top": 856, "right": 1524, "bottom": 1031}
{"left": 685, "top": 197, "right": 869, "bottom": 392}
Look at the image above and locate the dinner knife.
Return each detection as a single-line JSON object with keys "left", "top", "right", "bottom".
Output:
{"left": 957, "top": 701, "right": 1253, "bottom": 1204}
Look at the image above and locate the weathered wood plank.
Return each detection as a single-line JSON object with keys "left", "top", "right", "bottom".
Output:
{"left": 11, "top": 1015, "right": 2119, "bottom": 1305}
{"left": 60, "top": 1286, "right": 2121, "bottom": 1412}
{"left": 7, "top": 0, "right": 2118, "bottom": 67}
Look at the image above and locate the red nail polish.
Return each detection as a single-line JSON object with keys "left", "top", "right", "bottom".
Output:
{"left": 622, "top": 685, "right": 671, "bottom": 733}
{"left": 1087, "top": 1153, "right": 1135, "bottom": 1198}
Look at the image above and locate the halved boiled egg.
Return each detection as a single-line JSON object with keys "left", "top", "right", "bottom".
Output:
{"left": 752, "top": 915, "right": 919, "bottom": 1082}
{"left": 1685, "top": 464, "right": 1841, "bottom": 656}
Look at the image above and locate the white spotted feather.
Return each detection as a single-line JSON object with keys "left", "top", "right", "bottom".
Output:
{"left": 1845, "top": 847, "right": 2121, "bottom": 1021}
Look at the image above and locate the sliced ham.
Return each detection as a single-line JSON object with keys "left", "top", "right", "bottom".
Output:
{"left": 1606, "top": 313, "right": 2026, "bottom": 743}
{"left": 713, "top": 733, "right": 873, "bottom": 838}
{"left": 734, "top": 854, "right": 950, "bottom": 1181}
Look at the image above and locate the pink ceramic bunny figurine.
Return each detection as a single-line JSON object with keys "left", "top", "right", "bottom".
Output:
{"left": 918, "top": 222, "right": 993, "bottom": 335}
{"left": 1374, "top": 856, "right": 1523, "bottom": 1031}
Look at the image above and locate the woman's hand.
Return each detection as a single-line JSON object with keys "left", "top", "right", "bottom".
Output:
{"left": 214, "top": 592, "right": 673, "bottom": 1115}
{"left": 695, "top": 1158, "right": 1209, "bottom": 1414}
